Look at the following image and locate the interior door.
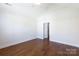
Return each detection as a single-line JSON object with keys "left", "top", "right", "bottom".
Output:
{"left": 43, "top": 22, "right": 50, "bottom": 55}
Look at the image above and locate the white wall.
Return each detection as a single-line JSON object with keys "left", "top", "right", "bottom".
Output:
{"left": 37, "top": 4, "right": 79, "bottom": 47}
{"left": 0, "top": 3, "right": 40, "bottom": 49}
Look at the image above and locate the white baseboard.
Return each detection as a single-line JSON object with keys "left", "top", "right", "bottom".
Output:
{"left": 0, "top": 37, "right": 35, "bottom": 49}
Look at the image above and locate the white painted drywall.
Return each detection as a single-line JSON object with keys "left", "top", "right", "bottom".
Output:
{"left": 0, "top": 3, "right": 42, "bottom": 49}
{"left": 37, "top": 4, "right": 79, "bottom": 47}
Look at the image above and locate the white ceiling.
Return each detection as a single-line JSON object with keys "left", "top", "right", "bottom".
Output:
{"left": 0, "top": 3, "right": 79, "bottom": 19}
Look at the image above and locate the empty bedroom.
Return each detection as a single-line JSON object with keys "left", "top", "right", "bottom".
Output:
{"left": 0, "top": 3, "right": 79, "bottom": 56}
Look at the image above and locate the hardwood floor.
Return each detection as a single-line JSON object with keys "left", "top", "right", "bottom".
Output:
{"left": 0, "top": 39, "right": 79, "bottom": 56}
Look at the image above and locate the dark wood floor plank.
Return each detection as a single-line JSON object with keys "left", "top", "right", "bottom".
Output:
{"left": 0, "top": 39, "right": 79, "bottom": 56}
